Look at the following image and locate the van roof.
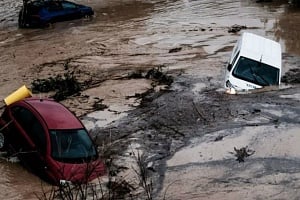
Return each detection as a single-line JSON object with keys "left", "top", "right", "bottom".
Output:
{"left": 239, "top": 32, "right": 281, "bottom": 69}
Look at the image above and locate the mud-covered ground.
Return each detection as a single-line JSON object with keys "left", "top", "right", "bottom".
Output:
{"left": 91, "top": 60, "right": 300, "bottom": 199}
{"left": 0, "top": 0, "right": 300, "bottom": 199}
{"left": 86, "top": 44, "right": 300, "bottom": 198}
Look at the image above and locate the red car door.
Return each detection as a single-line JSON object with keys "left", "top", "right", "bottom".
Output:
{"left": 9, "top": 106, "right": 48, "bottom": 177}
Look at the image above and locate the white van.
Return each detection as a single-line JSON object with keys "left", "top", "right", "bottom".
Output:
{"left": 224, "top": 32, "right": 282, "bottom": 92}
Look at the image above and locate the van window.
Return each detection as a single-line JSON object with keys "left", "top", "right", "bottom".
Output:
{"left": 232, "top": 57, "right": 279, "bottom": 86}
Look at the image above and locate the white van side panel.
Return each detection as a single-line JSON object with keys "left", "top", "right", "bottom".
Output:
{"left": 229, "top": 37, "right": 241, "bottom": 64}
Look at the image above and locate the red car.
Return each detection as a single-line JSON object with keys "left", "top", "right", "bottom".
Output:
{"left": 0, "top": 98, "right": 105, "bottom": 184}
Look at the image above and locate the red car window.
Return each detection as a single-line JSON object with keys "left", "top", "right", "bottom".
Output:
{"left": 50, "top": 129, "right": 97, "bottom": 163}
{"left": 12, "top": 106, "right": 47, "bottom": 153}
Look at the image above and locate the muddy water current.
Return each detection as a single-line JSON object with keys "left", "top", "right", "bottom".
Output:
{"left": 0, "top": 0, "right": 300, "bottom": 199}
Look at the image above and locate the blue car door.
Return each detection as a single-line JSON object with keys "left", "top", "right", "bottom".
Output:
{"left": 45, "top": 1, "right": 65, "bottom": 23}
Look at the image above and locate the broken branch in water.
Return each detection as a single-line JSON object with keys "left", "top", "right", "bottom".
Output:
{"left": 233, "top": 146, "right": 255, "bottom": 162}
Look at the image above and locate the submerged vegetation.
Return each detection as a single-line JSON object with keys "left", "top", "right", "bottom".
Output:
{"left": 31, "top": 71, "right": 81, "bottom": 101}
{"left": 37, "top": 148, "right": 154, "bottom": 200}
{"left": 127, "top": 66, "right": 173, "bottom": 86}
{"left": 31, "top": 67, "right": 173, "bottom": 103}
{"left": 282, "top": 68, "right": 300, "bottom": 83}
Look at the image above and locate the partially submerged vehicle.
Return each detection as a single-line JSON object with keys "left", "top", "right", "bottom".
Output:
{"left": 18, "top": 0, "right": 94, "bottom": 28}
{"left": 225, "top": 32, "right": 282, "bottom": 93}
{"left": 0, "top": 97, "right": 105, "bottom": 184}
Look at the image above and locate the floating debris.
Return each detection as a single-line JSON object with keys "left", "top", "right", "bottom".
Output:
{"left": 127, "top": 67, "right": 173, "bottom": 86}
{"left": 214, "top": 135, "right": 224, "bottom": 141}
{"left": 127, "top": 71, "right": 144, "bottom": 79}
{"left": 233, "top": 146, "right": 255, "bottom": 162}
{"left": 93, "top": 99, "right": 108, "bottom": 111}
{"left": 228, "top": 24, "right": 247, "bottom": 33}
{"left": 168, "top": 47, "right": 182, "bottom": 53}
{"left": 252, "top": 109, "right": 261, "bottom": 114}
{"left": 145, "top": 67, "right": 173, "bottom": 86}
{"left": 281, "top": 68, "right": 300, "bottom": 83}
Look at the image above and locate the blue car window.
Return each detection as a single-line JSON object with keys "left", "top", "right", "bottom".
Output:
{"left": 47, "top": 1, "right": 63, "bottom": 11}
{"left": 62, "top": 2, "right": 77, "bottom": 9}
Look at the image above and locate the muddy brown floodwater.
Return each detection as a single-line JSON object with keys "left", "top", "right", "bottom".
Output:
{"left": 0, "top": 0, "right": 300, "bottom": 199}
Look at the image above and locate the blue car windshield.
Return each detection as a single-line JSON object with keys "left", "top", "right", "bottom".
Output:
{"left": 50, "top": 129, "right": 97, "bottom": 163}
{"left": 232, "top": 56, "right": 280, "bottom": 86}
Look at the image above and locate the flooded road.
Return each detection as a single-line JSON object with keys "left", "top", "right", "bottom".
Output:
{"left": 0, "top": 0, "right": 300, "bottom": 199}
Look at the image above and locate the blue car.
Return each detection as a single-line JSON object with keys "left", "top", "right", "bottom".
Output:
{"left": 18, "top": 0, "right": 94, "bottom": 28}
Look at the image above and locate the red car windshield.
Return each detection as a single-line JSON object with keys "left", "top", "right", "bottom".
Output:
{"left": 50, "top": 129, "right": 97, "bottom": 163}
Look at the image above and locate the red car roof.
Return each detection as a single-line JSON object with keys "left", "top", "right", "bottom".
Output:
{"left": 23, "top": 98, "right": 83, "bottom": 129}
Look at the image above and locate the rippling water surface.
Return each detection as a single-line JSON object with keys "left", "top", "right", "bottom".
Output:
{"left": 1, "top": 0, "right": 300, "bottom": 55}
{"left": 0, "top": 0, "right": 299, "bottom": 199}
